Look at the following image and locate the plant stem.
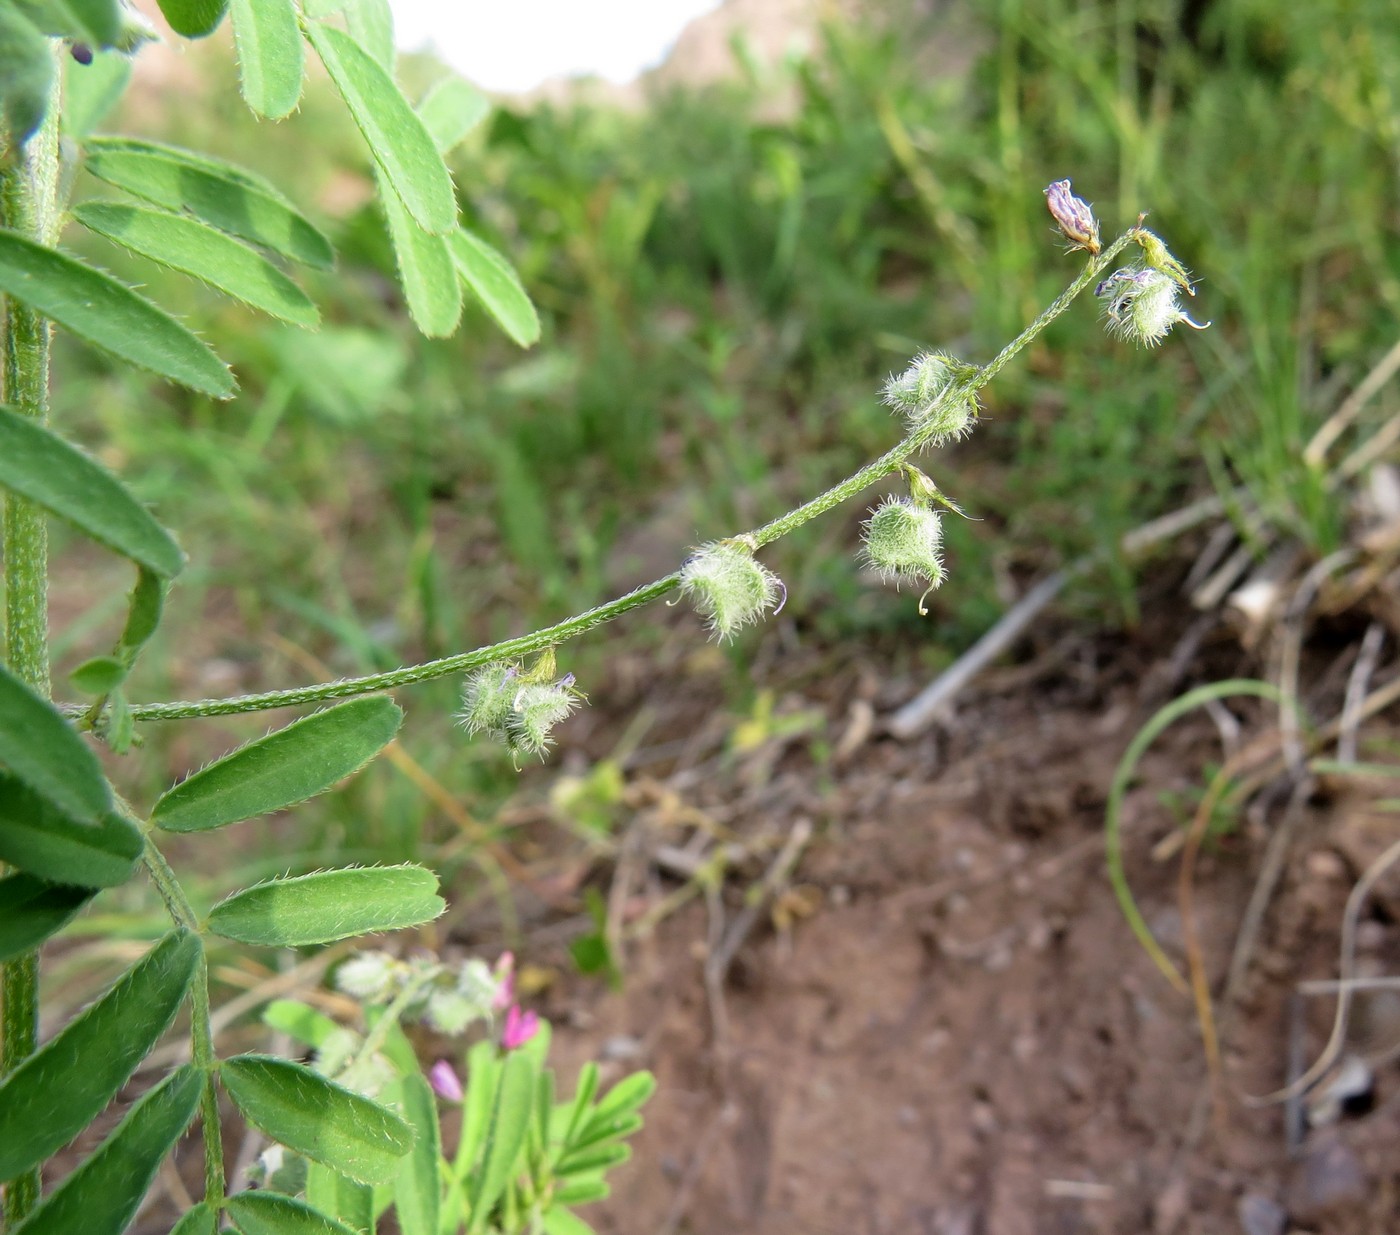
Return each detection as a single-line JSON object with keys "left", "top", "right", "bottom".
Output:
{"left": 111, "top": 233, "right": 1133, "bottom": 725}
{"left": 1, "top": 48, "right": 63, "bottom": 1229}
{"left": 142, "top": 835, "right": 226, "bottom": 1204}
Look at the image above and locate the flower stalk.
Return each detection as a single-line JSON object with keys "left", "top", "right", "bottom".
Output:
{"left": 100, "top": 229, "right": 1138, "bottom": 726}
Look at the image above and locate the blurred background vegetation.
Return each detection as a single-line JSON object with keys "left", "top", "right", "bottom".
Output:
{"left": 46, "top": 0, "right": 1400, "bottom": 936}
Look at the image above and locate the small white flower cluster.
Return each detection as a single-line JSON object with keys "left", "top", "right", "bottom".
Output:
{"left": 334, "top": 949, "right": 512, "bottom": 1037}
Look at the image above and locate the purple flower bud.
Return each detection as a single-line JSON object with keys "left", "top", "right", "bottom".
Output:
{"left": 428, "top": 1059, "right": 464, "bottom": 1102}
{"left": 1044, "top": 179, "right": 1101, "bottom": 255}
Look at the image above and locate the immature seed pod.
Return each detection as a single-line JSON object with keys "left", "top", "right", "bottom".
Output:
{"left": 861, "top": 496, "right": 945, "bottom": 610}
{"left": 679, "top": 541, "right": 785, "bottom": 640}
{"left": 504, "top": 676, "right": 582, "bottom": 759}
{"left": 1096, "top": 263, "right": 1209, "bottom": 347}
{"left": 457, "top": 661, "right": 518, "bottom": 738}
{"left": 881, "top": 352, "right": 979, "bottom": 443}
{"left": 1044, "top": 179, "right": 1101, "bottom": 255}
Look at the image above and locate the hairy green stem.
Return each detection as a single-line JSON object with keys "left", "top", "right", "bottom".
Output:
{"left": 108, "top": 233, "right": 1133, "bottom": 726}
{"left": 141, "top": 835, "right": 225, "bottom": 1204}
{"left": 1, "top": 49, "right": 63, "bottom": 1229}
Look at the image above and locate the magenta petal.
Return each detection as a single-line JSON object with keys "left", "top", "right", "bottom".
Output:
{"left": 501, "top": 1004, "right": 540, "bottom": 1051}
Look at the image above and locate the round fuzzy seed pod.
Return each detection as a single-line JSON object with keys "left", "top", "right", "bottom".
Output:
{"left": 504, "top": 679, "right": 582, "bottom": 759}
{"left": 457, "top": 661, "right": 517, "bottom": 738}
{"left": 861, "top": 497, "right": 944, "bottom": 589}
{"left": 679, "top": 541, "right": 784, "bottom": 641}
{"left": 1096, "top": 264, "right": 1209, "bottom": 347}
{"left": 881, "top": 352, "right": 979, "bottom": 442}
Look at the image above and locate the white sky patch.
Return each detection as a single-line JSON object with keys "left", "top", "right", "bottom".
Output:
{"left": 389, "top": 0, "right": 726, "bottom": 94}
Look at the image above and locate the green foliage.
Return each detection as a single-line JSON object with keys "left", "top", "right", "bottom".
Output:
{"left": 228, "top": 0, "right": 304, "bottom": 118}
{"left": 221, "top": 1054, "right": 415, "bottom": 1185}
{"left": 0, "top": 404, "right": 184, "bottom": 576}
{"left": 0, "top": 929, "right": 199, "bottom": 1180}
{"left": 83, "top": 139, "right": 334, "bottom": 267}
{"left": 11, "top": 1065, "right": 201, "bottom": 1235}
{"left": 75, "top": 201, "right": 321, "bottom": 325}
{"left": 0, "top": 777, "right": 141, "bottom": 886}
{"left": 206, "top": 864, "right": 444, "bottom": 946}
{"left": 0, "top": 665, "right": 112, "bottom": 823}
{"left": 0, "top": 230, "right": 235, "bottom": 396}
{"left": 153, "top": 696, "right": 404, "bottom": 831}
{"left": 0, "top": 874, "right": 95, "bottom": 964}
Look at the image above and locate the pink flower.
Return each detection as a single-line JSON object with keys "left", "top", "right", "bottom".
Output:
{"left": 491, "top": 951, "right": 515, "bottom": 1011}
{"left": 501, "top": 1004, "right": 539, "bottom": 1051}
{"left": 428, "top": 1059, "right": 464, "bottom": 1102}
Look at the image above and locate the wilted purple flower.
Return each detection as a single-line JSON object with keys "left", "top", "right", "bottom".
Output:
{"left": 428, "top": 1059, "right": 464, "bottom": 1102}
{"left": 1044, "top": 179, "right": 1101, "bottom": 255}
{"left": 501, "top": 1005, "right": 540, "bottom": 1051}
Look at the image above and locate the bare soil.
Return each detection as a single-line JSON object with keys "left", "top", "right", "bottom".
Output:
{"left": 513, "top": 605, "right": 1400, "bottom": 1235}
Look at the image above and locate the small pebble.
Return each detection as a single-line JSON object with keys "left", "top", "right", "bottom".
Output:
{"left": 1288, "top": 1133, "right": 1367, "bottom": 1222}
{"left": 1237, "top": 1192, "right": 1287, "bottom": 1235}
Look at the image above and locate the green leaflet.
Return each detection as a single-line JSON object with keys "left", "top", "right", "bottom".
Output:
{"left": 153, "top": 696, "right": 403, "bottom": 832}
{"left": 75, "top": 200, "right": 319, "bottom": 326}
{"left": 467, "top": 1050, "right": 536, "bottom": 1234}
{"left": 63, "top": 49, "right": 132, "bottom": 140}
{"left": 13, "top": 0, "right": 124, "bottom": 45}
{"left": 11, "top": 1066, "right": 201, "bottom": 1235}
{"left": 206, "top": 863, "right": 444, "bottom": 946}
{"left": 542, "top": 1208, "right": 597, "bottom": 1235}
{"left": 69, "top": 656, "right": 126, "bottom": 696}
{"left": 228, "top": 0, "right": 303, "bottom": 119}
{"left": 304, "top": 1163, "right": 372, "bottom": 1234}
{"left": 226, "top": 1191, "right": 361, "bottom": 1235}
{"left": 170, "top": 1202, "right": 219, "bottom": 1235}
{"left": 262, "top": 998, "right": 342, "bottom": 1050}
{"left": 0, "top": 404, "right": 185, "bottom": 576}
{"left": 0, "top": 930, "right": 200, "bottom": 1181}
{"left": 0, "top": 663, "right": 111, "bottom": 825}
{"left": 304, "top": 22, "right": 456, "bottom": 235}
{"left": 221, "top": 1054, "right": 415, "bottom": 1185}
{"left": 155, "top": 0, "right": 229, "bottom": 37}
{"left": 379, "top": 172, "right": 462, "bottom": 338}
{"left": 303, "top": 0, "right": 394, "bottom": 70}
{"left": 0, "top": 229, "right": 234, "bottom": 396}
{"left": 417, "top": 76, "right": 489, "bottom": 154}
{"left": 0, "top": 774, "right": 140, "bottom": 887}
{"left": 0, "top": 7, "right": 54, "bottom": 147}
{"left": 393, "top": 1072, "right": 441, "bottom": 1235}
{"left": 0, "top": 874, "right": 95, "bottom": 965}
{"left": 84, "top": 138, "right": 332, "bottom": 268}
{"left": 450, "top": 230, "right": 540, "bottom": 348}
